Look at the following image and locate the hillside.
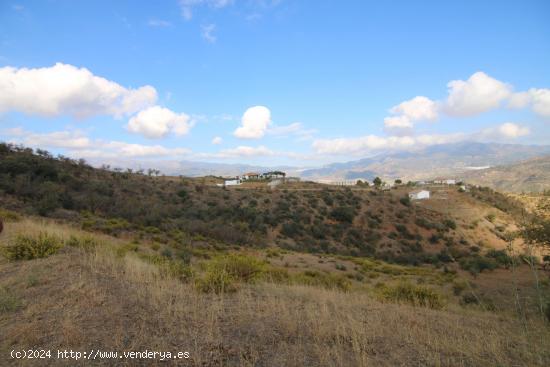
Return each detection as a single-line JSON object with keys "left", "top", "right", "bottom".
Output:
{"left": 1, "top": 143, "right": 550, "bottom": 366}
{"left": 0, "top": 143, "right": 529, "bottom": 267}
{"left": 461, "top": 155, "right": 550, "bottom": 193}
{"left": 1, "top": 215, "right": 549, "bottom": 366}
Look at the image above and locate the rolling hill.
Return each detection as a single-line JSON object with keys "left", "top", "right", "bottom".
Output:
{"left": 462, "top": 155, "right": 550, "bottom": 193}
{"left": 299, "top": 142, "right": 550, "bottom": 183}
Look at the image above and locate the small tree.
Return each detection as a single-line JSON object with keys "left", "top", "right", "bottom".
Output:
{"left": 394, "top": 179, "right": 402, "bottom": 185}
{"left": 373, "top": 177, "right": 382, "bottom": 188}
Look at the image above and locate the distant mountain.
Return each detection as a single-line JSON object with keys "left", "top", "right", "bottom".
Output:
{"left": 168, "top": 161, "right": 300, "bottom": 178}
{"left": 299, "top": 142, "right": 550, "bottom": 182}
{"left": 461, "top": 155, "right": 550, "bottom": 193}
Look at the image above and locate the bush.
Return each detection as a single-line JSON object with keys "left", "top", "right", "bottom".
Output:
{"left": 293, "top": 270, "right": 351, "bottom": 291}
{"left": 196, "top": 254, "right": 267, "bottom": 293}
{"left": 399, "top": 196, "right": 411, "bottom": 207}
{"left": 485, "top": 249, "right": 512, "bottom": 267}
{"left": 0, "top": 208, "right": 21, "bottom": 222}
{"left": 329, "top": 206, "right": 355, "bottom": 223}
{"left": 459, "top": 255, "right": 498, "bottom": 275}
{"left": 0, "top": 287, "right": 20, "bottom": 313}
{"left": 1, "top": 233, "right": 63, "bottom": 260}
{"left": 195, "top": 267, "right": 236, "bottom": 293}
{"left": 443, "top": 219, "right": 456, "bottom": 230}
{"left": 335, "top": 263, "right": 347, "bottom": 271}
{"left": 380, "top": 282, "right": 445, "bottom": 309}
{"left": 545, "top": 301, "right": 550, "bottom": 323}
{"left": 65, "top": 235, "right": 98, "bottom": 251}
{"left": 140, "top": 254, "right": 193, "bottom": 282}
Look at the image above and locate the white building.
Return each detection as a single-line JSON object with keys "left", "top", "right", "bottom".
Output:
{"left": 409, "top": 189, "right": 430, "bottom": 200}
{"left": 434, "top": 179, "right": 456, "bottom": 185}
{"left": 216, "top": 179, "right": 241, "bottom": 187}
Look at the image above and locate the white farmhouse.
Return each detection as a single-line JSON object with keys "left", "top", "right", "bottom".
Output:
{"left": 217, "top": 179, "right": 241, "bottom": 187}
{"left": 409, "top": 189, "right": 430, "bottom": 200}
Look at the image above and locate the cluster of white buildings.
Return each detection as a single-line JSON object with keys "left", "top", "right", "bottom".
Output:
{"left": 217, "top": 171, "right": 290, "bottom": 187}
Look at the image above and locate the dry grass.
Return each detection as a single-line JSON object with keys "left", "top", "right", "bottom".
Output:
{"left": 1, "top": 218, "right": 549, "bottom": 366}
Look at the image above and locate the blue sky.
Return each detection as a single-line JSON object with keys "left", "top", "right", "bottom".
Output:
{"left": 1, "top": 0, "right": 549, "bottom": 170}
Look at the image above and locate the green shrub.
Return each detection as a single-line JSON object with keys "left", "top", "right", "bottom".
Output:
{"left": 161, "top": 248, "right": 173, "bottom": 258}
{"left": 0, "top": 287, "right": 20, "bottom": 313}
{"left": 1, "top": 233, "right": 63, "bottom": 260}
{"left": 443, "top": 219, "right": 456, "bottom": 230}
{"left": 485, "top": 249, "right": 512, "bottom": 267}
{"left": 544, "top": 301, "right": 550, "bottom": 323}
{"left": 335, "top": 263, "right": 347, "bottom": 271}
{"left": 292, "top": 270, "right": 351, "bottom": 291}
{"left": 399, "top": 196, "right": 411, "bottom": 207}
{"left": 65, "top": 235, "right": 98, "bottom": 251}
{"left": 329, "top": 206, "right": 355, "bottom": 223}
{"left": 380, "top": 282, "right": 445, "bottom": 309}
{"left": 196, "top": 254, "right": 267, "bottom": 293}
{"left": 0, "top": 208, "right": 21, "bottom": 222}
{"left": 459, "top": 255, "right": 497, "bottom": 275}
{"left": 140, "top": 254, "right": 193, "bottom": 281}
{"left": 485, "top": 213, "right": 496, "bottom": 223}
{"left": 115, "top": 243, "right": 139, "bottom": 258}
{"left": 195, "top": 267, "right": 237, "bottom": 293}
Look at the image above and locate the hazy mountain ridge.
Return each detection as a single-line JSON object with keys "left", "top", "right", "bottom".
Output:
{"left": 298, "top": 142, "right": 550, "bottom": 182}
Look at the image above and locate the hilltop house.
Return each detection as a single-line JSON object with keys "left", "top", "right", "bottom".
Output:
{"left": 434, "top": 178, "right": 456, "bottom": 185}
{"left": 241, "top": 172, "right": 260, "bottom": 180}
{"left": 261, "top": 171, "right": 286, "bottom": 179}
{"left": 216, "top": 178, "right": 241, "bottom": 187}
{"left": 409, "top": 189, "right": 430, "bottom": 200}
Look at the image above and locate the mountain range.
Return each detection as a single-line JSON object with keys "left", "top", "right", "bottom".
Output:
{"left": 168, "top": 143, "right": 550, "bottom": 192}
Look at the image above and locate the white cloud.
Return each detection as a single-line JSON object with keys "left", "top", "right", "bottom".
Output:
{"left": 201, "top": 24, "right": 217, "bottom": 43}
{"left": 479, "top": 122, "right": 530, "bottom": 139}
{"left": 4, "top": 128, "right": 92, "bottom": 150}
{"left": 3, "top": 127, "right": 190, "bottom": 159}
{"left": 444, "top": 72, "right": 512, "bottom": 116}
{"left": 390, "top": 96, "right": 438, "bottom": 121}
{"left": 509, "top": 89, "right": 550, "bottom": 118}
{"left": 197, "top": 145, "right": 275, "bottom": 159}
{"left": 212, "top": 136, "right": 223, "bottom": 144}
{"left": 148, "top": 19, "right": 172, "bottom": 27}
{"left": 267, "top": 122, "right": 317, "bottom": 140}
{"left": 383, "top": 115, "right": 413, "bottom": 136}
{"left": 312, "top": 122, "right": 529, "bottom": 156}
{"left": 0, "top": 63, "right": 157, "bottom": 118}
{"left": 179, "top": 0, "right": 234, "bottom": 20}
{"left": 233, "top": 105, "right": 271, "bottom": 139}
{"left": 127, "top": 106, "right": 192, "bottom": 139}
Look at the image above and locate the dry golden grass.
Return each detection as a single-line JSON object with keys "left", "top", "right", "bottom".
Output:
{"left": 1, "top": 218, "right": 549, "bottom": 366}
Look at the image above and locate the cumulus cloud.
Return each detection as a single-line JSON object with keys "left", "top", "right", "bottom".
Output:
{"left": 390, "top": 96, "right": 438, "bottom": 121}
{"left": 383, "top": 115, "right": 414, "bottom": 136}
{"left": 4, "top": 128, "right": 92, "bottom": 150}
{"left": 479, "top": 122, "right": 530, "bottom": 139}
{"left": 0, "top": 63, "right": 157, "bottom": 118}
{"left": 312, "top": 122, "right": 530, "bottom": 156}
{"left": 3, "top": 127, "right": 190, "bottom": 159}
{"left": 233, "top": 105, "right": 271, "bottom": 139}
{"left": 509, "top": 89, "right": 550, "bottom": 118}
{"left": 384, "top": 96, "right": 437, "bottom": 136}
{"left": 443, "top": 72, "right": 512, "bottom": 116}
{"left": 127, "top": 106, "right": 192, "bottom": 139}
{"left": 212, "top": 136, "right": 223, "bottom": 144}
